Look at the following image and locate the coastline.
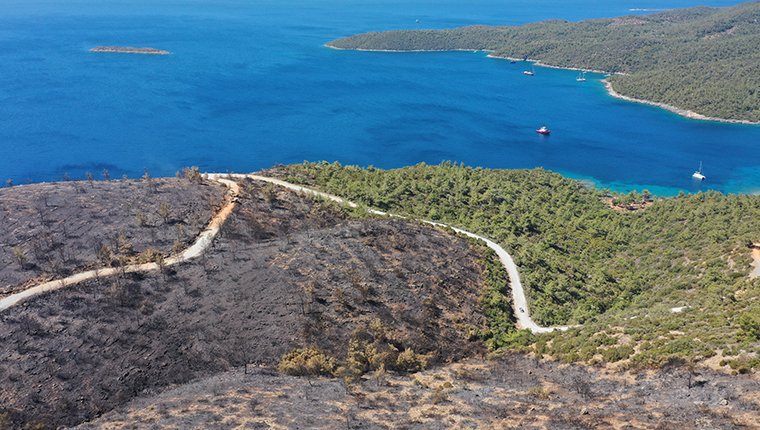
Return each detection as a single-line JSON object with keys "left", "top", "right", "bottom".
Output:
{"left": 326, "top": 43, "right": 486, "bottom": 54}
{"left": 603, "top": 79, "right": 760, "bottom": 126}
{"left": 327, "top": 44, "right": 760, "bottom": 125}
{"left": 486, "top": 53, "right": 617, "bottom": 75}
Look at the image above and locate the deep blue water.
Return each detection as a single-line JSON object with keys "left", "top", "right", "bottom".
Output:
{"left": 1, "top": 0, "right": 758, "bottom": 195}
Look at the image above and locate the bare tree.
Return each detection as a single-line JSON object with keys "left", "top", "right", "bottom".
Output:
{"left": 143, "top": 169, "right": 157, "bottom": 193}
{"left": 685, "top": 358, "right": 699, "bottom": 389}
{"left": 175, "top": 223, "right": 186, "bottom": 241}
{"left": 171, "top": 240, "right": 184, "bottom": 256}
{"left": 97, "top": 243, "right": 113, "bottom": 266}
{"left": 181, "top": 166, "right": 203, "bottom": 183}
{"left": 135, "top": 211, "right": 149, "bottom": 227}
{"left": 116, "top": 232, "right": 134, "bottom": 256}
{"left": 158, "top": 202, "right": 172, "bottom": 225}
{"left": 12, "top": 246, "right": 27, "bottom": 269}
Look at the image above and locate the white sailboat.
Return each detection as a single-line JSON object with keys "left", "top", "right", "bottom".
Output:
{"left": 692, "top": 161, "right": 706, "bottom": 181}
{"left": 576, "top": 71, "right": 587, "bottom": 82}
{"left": 523, "top": 65, "right": 535, "bottom": 76}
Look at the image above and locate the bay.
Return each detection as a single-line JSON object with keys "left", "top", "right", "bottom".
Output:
{"left": 0, "top": 0, "right": 757, "bottom": 195}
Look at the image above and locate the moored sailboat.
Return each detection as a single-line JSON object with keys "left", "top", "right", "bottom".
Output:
{"left": 692, "top": 161, "right": 706, "bottom": 181}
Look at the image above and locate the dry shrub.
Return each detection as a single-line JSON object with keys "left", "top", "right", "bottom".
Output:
{"left": 395, "top": 348, "right": 428, "bottom": 373}
{"left": 137, "top": 248, "right": 164, "bottom": 264}
{"left": 278, "top": 347, "right": 336, "bottom": 377}
{"left": 431, "top": 385, "right": 450, "bottom": 404}
{"left": 181, "top": 166, "right": 204, "bottom": 184}
{"left": 528, "top": 385, "right": 550, "bottom": 400}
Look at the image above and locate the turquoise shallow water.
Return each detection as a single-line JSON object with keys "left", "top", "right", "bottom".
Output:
{"left": 1, "top": 0, "right": 758, "bottom": 195}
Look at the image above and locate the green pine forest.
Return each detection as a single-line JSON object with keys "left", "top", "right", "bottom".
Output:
{"left": 328, "top": 1, "right": 760, "bottom": 123}
{"left": 274, "top": 162, "right": 760, "bottom": 370}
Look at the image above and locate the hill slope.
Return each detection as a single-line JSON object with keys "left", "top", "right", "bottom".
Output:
{"left": 76, "top": 357, "right": 760, "bottom": 429}
{"left": 0, "top": 177, "right": 226, "bottom": 298}
{"left": 272, "top": 162, "right": 760, "bottom": 369}
{"left": 0, "top": 178, "right": 490, "bottom": 428}
{"left": 328, "top": 1, "right": 760, "bottom": 123}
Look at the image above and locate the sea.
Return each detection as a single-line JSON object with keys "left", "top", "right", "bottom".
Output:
{"left": 1, "top": 0, "right": 758, "bottom": 196}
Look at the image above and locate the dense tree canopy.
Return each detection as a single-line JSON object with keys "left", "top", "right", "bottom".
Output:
{"left": 329, "top": 1, "right": 760, "bottom": 122}
{"left": 274, "top": 162, "right": 760, "bottom": 368}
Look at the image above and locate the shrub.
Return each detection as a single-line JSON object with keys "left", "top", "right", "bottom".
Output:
{"left": 728, "top": 353, "right": 760, "bottom": 374}
{"left": 278, "top": 347, "right": 336, "bottom": 377}
{"left": 395, "top": 348, "right": 427, "bottom": 373}
{"left": 737, "top": 312, "right": 760, "bottom": 341}
{"left": 431, "top": 386, "right": 450, "bottom": 404}
{"left": 158, "top": 202, "right": 172, "bottom": 224}
{"left": 12, "top": 246, "right": 27, "bottom": 269}
{"left": 528, "top": 385, "right": 550, "bottom": 400}
{"left": 601, "top": 345, "right": 635, "bottom": 362}
{"left": 97, "top": 244, "right": 113, "bottom": 266}
{"left": 345, "top": 338, "right": 390, "bottom": 374}
{"left": 181, "top": 166, "right": 204, "bottom": 183}
{"left": 137, "top": 248, "right": 164, "bottom": 265}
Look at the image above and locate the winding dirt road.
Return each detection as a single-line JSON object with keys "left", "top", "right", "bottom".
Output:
{"left": 0, "top": 174, "right": 566, "bottom": 333}
{"left": 239, "top": 174, "right": 566, "bottom": 333}
{"left": 0, "top": 178, "right": 240, "bottom": 312}
{"left": 751, "top": 245, "right": 760, "bottom": 278}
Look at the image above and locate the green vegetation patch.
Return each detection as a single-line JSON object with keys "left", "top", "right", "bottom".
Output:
{"left": 329, "top": 1, "right": 760, "bottom": 122}
{"left": 273, "top": 161, "right": 760, "bottom": 368}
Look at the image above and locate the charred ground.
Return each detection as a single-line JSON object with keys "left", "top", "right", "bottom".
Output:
{"left": 0, "top": 178, "right": 488, "bottom": 429}
{"left": 1, "top": 175, "right": 758, "bottom": 430}
{"left": 0, "top": 177, "right": 226, "bottom": 298}
{"left": 77, "top": 355, "right": 760, "bottom": 429}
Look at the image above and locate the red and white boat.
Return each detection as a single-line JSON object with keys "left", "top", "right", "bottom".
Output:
{"left": 536, "top": 126, "right": 551, "bottom": 135}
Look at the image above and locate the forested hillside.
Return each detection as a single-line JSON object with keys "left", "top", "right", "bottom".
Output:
{"left": 329, "top": 1, "right": 760, "bottom": 123}
{"left": 273, "top": 162, "right": 760, "bottom": 369}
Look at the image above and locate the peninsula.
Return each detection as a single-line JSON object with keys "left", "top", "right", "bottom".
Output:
{"left": 327, "top": 1, "right": 760, "bottom": 124}
{"left": 89, "top": 46, "right": 171, "bottom": 55}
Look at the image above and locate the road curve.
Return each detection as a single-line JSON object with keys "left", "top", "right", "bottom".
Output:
{"left": 0, "top": 173, "right": 567, "bottom": 334}
{"left": 751, "top": 246, "right": 760, "bottom": 278}
{"left": 238, "top": 174, "right": 567, "bottom": 333}
{"left": 0, "top": 178, "right": 240, "bottom": 312}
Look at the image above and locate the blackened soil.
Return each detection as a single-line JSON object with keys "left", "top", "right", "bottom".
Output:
{"left": 76, "top": 354, "right": 760, "bottom": 430}
{"left": 0, "top": 179, "right": 488, "bottom": 429}
{"left": 0, "top": 179, "right": 226, "bottom": 297}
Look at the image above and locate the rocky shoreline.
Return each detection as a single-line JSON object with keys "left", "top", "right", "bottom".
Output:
{"left": 603, "top": 79, "right": 759, "bottom": 125}
{"left": 326, "top": 44, "right": 759, "bottom": 125}
{"left": 90, "top": 46, "right": 171, "bottom": 55}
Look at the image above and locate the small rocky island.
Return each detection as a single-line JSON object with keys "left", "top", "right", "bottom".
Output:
{"left": 89, "top": 46, "right": 171, "bottom": 55}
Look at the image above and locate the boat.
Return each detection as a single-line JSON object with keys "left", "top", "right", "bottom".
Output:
{"left": 576, "top": 71, "right": 587, "bottom": 82}
{"left": 692, "top": 161, "right": 706, "bottom": 181}
{"left": 536, "top": 126, "right": 551, "bottom": 135}
{"left": 523, "top": 66, "right": 535, "bottom": 76}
